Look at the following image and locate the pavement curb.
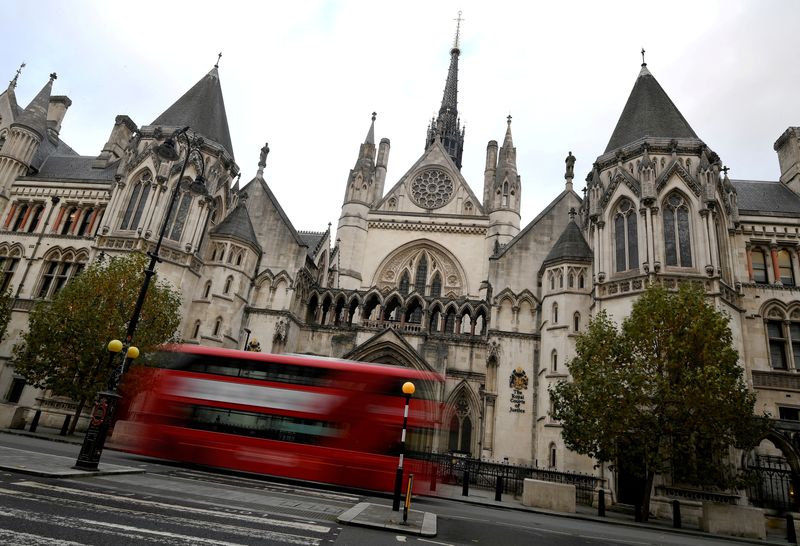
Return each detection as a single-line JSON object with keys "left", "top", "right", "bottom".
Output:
{"left": 337, "top": 502, "right": 437, "bottom": 537}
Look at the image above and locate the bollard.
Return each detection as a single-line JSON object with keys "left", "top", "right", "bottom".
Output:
{"left": 59, "top": 415, "right": 71, "bottom": 436}
{"left": 29, "top": 410, "right": 42, "bottom": 433}
{"left": 462, "top": 470, "right": 470, "bottom": 496}
{"left": 672, "top": 500, "right": 681, "bottom": 529}
{"left": 495, "top": 475, "right": 503, "bottom": 502}
{"left": 788, "top": 513, "right": 797, "bottom": 544}
{"left": 598, "top": 488, "right": 606, "bottom": 517}
{"left": 403, "top": 474, "right": 414, "bottom": 524}
{"left": 634, "top": 503, "right": 642, "bottom": 522}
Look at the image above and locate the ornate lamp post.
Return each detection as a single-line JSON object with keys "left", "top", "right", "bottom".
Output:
{"left": 392, "top": 381, "right": 416, "bottom": 511}
{"left": 75, "top": 126, "right": 207, "bottom": 470}
{"left": 243, "top": 328, "right": 251, "bottom": 350}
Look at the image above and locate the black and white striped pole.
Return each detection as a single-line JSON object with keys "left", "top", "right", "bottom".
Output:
{"left": 392, "top": 381, "right": 415, "bottom": 511}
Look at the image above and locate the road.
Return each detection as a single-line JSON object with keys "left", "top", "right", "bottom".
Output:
{"left": 0, "top": 434, "right": 775, "bottom": 545}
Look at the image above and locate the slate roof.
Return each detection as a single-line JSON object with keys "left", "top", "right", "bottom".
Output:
{"left": 541, "top": 220, "right": 593, "bottom": 267}
{"left": 210, "top": 202, "right": 261, "bottom": 251}
{"left": 605, "top": 65, "right": 699, "bottom": 153}
{"left": 732, "top": 179, "right": 800, "bottom": 217}
{"left": 23, "top": 154, "right": 114, "bottom": 182}
{"left": 298, "top": 231, "right": 325, "bottom": 258}
{"left": 151, "top": 66, "right": 234, "bottom": 159}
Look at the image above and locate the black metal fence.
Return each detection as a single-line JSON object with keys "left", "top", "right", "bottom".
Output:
{"left": 747, "top": 454, "right": 795, "bottom": 512}
{"left": 420, "top": 453, "right": 602, "bottom": 505}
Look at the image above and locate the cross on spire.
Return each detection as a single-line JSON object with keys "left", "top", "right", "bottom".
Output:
{"left": 722, "top": 165, "right": 730, "bottom": 175}
{"left": 507, "top": 114, "right": 512, "bottom": 125}
{"left": 215, "top": 52, "right": 222, "bottom": 68}
{"left": 9, "top": 62, "right": 25, "bottom": 88}
{"left": 453, "top": 11, "right": 464, "bottom": 50}
{"left": 641, "top": 47, "right": 646, "bottom": 66}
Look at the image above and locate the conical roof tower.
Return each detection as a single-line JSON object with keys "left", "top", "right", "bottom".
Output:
{"left": 605, "top": 60, "right": 699, "bottom": 153}
{"left": 151, "top": 63, "right": 234, "bottom": 158}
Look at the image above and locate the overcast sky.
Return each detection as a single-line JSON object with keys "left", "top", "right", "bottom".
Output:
{"left": 3, "top": 1, "right": 799, "bottom": 233}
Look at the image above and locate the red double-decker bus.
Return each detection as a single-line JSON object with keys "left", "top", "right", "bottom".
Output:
{"left": 111, "top": 344, "right": 442, "bottom": 493}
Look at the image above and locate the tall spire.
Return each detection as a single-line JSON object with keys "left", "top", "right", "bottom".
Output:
{"left": 13, "top": 72, "right": 56, "bottom": 139}
{"left": 425, "top": 12, "right": 466, "bottom": 169}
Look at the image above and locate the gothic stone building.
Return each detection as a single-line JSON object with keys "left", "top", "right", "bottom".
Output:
{"left": 1, "top": 40, "right": 800, "bottom": 502}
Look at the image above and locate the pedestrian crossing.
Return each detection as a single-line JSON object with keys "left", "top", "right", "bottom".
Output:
{"left": 0, "top": 474, "right": 355, "bottom": 545}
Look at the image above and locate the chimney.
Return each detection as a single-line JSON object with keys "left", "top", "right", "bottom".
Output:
{"left": 46, "top": 96, "right": 72, "bottom": 136}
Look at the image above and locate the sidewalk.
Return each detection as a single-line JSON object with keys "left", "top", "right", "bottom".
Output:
{"left": 0, "top": 427, "right": 793, "bottom": 544}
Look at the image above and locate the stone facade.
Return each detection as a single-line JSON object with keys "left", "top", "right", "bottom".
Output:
{"left": 1, "top": 42, "right": 800, "bottom": 505}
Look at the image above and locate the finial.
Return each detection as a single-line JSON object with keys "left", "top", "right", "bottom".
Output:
{"left": 371, "top": 111, "right": 377, "bottom": 122}
{"left": 215, "top": 52, "right": 222, "bottom": 68}
{"left": 507, "top": 114, "right": 512, "bottom": 126}
{"left": 9, "top": 62, "right": 25, "bottom": 88}
{"left": 641, "top": 48, "right": 646, "bottom": 66}
{"left": 49, "top": 72, "right": 57, "bottom": 82}
{"left": 722, "top": 165, "right": 730, "bottom": 176}
{"left": 453, "top": 11, "right": 464, "bottom": 50}
{"left": 568, "top": 207, "right": 577, "bottom": 221}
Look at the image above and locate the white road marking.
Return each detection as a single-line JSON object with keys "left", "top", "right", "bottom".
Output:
{"left": 0, "top": 528, "right": 85, "bottom": 545}
{"left": 0, "top": 505, "right": 322, "bottom": 545}
{"left": 9, "top": 482, "right": 330, "bottom": 533}
{"left": 418, "top": 538, "right": 455, "bottom": 545}
{"left": 395, "top": 536, "right": 407, "bottom": 542}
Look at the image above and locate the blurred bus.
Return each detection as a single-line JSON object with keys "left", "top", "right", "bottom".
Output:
{"left": 111, "top": 344, "right": 442, "bottom": 493}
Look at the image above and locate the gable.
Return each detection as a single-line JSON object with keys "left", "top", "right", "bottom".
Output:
{"left": 375, "top": 139, "right": 485, "bottom": 217}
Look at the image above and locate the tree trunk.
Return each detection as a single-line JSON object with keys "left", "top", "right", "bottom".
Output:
{"left": 640, "top": 470, "right": 655, "bottom": 522}
{"left": 69, "top": 398, "right": 86, "bottom": 435}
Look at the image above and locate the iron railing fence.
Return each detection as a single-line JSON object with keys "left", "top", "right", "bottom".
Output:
{"left": 416, "top": 453, "right": 602, "bottom": 505}
{"left": 747, "top": 454, "right": 795, "bottom": 513}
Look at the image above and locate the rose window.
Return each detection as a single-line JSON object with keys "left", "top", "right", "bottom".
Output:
{"left": 410, "top": 168, "right": 454, "bottom": 209}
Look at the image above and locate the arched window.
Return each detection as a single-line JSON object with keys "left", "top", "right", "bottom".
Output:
{"left": 568, "top": 273, "right": 574, "bottom": 288}
{"left": 0, "top": 249, "right": 21, "bottom": 292}
{"left": 549, "top": 443, "right": 557, "bottom": 468}
{"left": 27, "top": 204, "right": 44, "bottom": 233}
{"left": 574, "top": 312, "right": 580, "bottom": 332}
{"left": 121, "top": 171, "right": 152, "bottom": 231}
{"left": 236, "top": 252, "right": 243, "bottom": 266}
{"left": 551, "top": 350, "right": 558, "bottom": 372}
{"left": 76, "top": 208, "right": 94, "bottom": 236}
{"left": 752, "top": 249, "right": 768, "bottom": 284}
{"left": 549, "top": 274, "right": 555, "bottom": 290}
{"left": 192, "top": 321, "right": 201, "bottom": 339}
{"left": 11, "top": 204, "right": 28, "bottom": 231}
{"left": 578, "top": 273, "right": 585, "bottom": 289}
{"left": 778, "top": 250, "right": 794, "bottom": 286}
{"left": 166, "top": 189, "right": 192, "bottom": 241}
{"left": 203, "top": 281, "right": 212, "bottom": 299}
{"left": 414, "top": 255, "right": 428, "bottom": 294}
{"left": 399, "top": 271, "right": 410, "bottom": 296}
{"left": 552, "top": 303, "right": 558, "bottom": 324}
{"left": 663, "top": 192, "right": 692, "bottom": 267}
{"left": 464, "top": 201, "right": 473, "bottom": 214}
{"left": 224, "top": 276, "right": 233, "bottom": 294}
{"left": 60, "top": 207, "right": 78, "bottom": 235}
{"left": 614, "top": 198, "right": 639, "bottom": 272}
{"left": 502, "top": 181, "right": 509, "bottom": 207}
{"left": 213, "top": 318, "right": 222, "bottom": 337}
{"left": 37, "top": 252, "right": 87, "bottom": 299}
{"left": 558, "top": 271, "right": 563, "bottom": 288}
{"left": 431, "top": 273, "right": 442, "bottom": 298}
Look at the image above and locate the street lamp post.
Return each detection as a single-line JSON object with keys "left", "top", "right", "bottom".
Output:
{"left": 392, "top": 381, "right": 416, "bottom": 511}
{"left": 243, "top": 328, "right": 251, "bottom": 350}
{"left": 74, "top": 126, "right": 207, "bottom": 470}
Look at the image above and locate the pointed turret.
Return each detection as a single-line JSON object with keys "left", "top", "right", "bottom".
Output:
{"left": 542, "top": 213, "right": 593, "bottom": 269}
{"left": 604, "top": 61, "right": 698, "bottom": 153}
{"left": 425, "top": 13, "right": 466, "bottom": 169}
{"left": 484, "top": 115, "right": 521, "bottom": 257}
{"left": 343, "top": 113, "right": 379, "bottom": 206}
{"left": 13, "top": 72, "right": 56, "bottom": 139}
{"left": 210, "top": 192, "right": 261, "bottom": 253}
{"left": 151, "top": 65, "right": 234, "bottom": 158}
